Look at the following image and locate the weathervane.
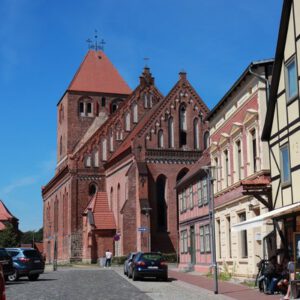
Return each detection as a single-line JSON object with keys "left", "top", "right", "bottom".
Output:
{"left": 86, "top": 30, "right": 106, "bottom": 51}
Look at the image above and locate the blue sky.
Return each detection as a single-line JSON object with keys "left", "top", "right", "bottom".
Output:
{"left": 0, "top": 0, "right": 282, "bottom": 231}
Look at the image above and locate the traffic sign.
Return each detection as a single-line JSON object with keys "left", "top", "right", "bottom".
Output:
{"left": 138, "top": 227, "right": 148, "bottom": 232}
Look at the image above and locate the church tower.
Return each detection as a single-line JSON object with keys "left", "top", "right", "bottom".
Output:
{"left": 56, "top": 50, "right": 131, "bottom": 171}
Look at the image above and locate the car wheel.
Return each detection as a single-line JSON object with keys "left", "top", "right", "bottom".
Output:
{"left": 132, "top": 270, "right": 139, "bottom": 281}
{"left": 128, "top": 270, "right": 132, "bottom": 279}
{"left": 28, "top": 274, "right": 39, "bottom": 281}
{"left": 8, "top": 270, "right": 18, "bottom": 282}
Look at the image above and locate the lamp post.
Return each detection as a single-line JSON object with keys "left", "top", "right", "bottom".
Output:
{"left": 201, "top": 166, "right": 218, "bottom": 294}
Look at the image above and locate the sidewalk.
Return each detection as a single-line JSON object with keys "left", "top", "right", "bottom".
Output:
{"left": 169, "top": 269, "right": 282, "bottom": 300}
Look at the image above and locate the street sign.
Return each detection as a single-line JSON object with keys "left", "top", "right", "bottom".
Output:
{"left": 138, "top": 227, "right": 148, "bottom": 232}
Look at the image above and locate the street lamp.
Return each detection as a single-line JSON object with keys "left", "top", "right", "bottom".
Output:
{"left": 141, "top": 207, "right": 152, "bottom": 251}
{"left": 201, "top": 165, "right": 218, "bottom": 294}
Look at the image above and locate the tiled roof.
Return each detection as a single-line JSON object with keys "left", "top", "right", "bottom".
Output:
{"left": 0, "top": 200, "right": 18, "bottom": 221}
{"left": 241, "top": 178, "right": 271, "bottom": 186}
{"left": 84, "top": 192, "right": 116, "bottom": 230}
{"left": 68, "top": 50, "right": 132, "bottom": 95}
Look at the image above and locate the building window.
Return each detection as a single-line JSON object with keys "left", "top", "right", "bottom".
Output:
{"left": 102, "top": 139, "right": 107, "bottom": 161}
{"left": 168, "top": 117, "right": 174, "bottom": 148}
{"left": 250, "top": 129, "right": 257, "bottom": 173}
{"left": 286, "top": 57, "right": 298, "bottom": 101}
{"left": 214, "top": 157, "right": 219, "bottom": 192}
{"left": 85, "top": 155, "right": 91, "bottom": 167}
{"left": 144, "top": 94, "right": 148, "bottom": 108}
{"left": 93, "top": 151, "right": 99, "bottom": 167}
{"left": 239, "top": 212, "right": 248, "bottom": 258}
{"left": 109, "top": 130, "right": 114, "bottom": 152}
{"left": 54, "top": 199, "right": 58, "bottom": 233}
{"left": 180, "top": 230, "right": 188, "bottom": 253}
{"left": 203, "top": 131, "right": 209, "bottom": 150}
{"left": 189, "top": 186, "right": 193, "bottom": 209}
{"left": 280, "top": 144, "right": 291, "bottom": 185}
{"left": 79, "top": 100, "right": 93, "bottom": 117}
{"left": 182, "top": 189, "right": 187, "bottom": 211}
{"left": 235, "top": 140, "right": 242, "bottom": 181}
{"left": 202, "top": 177, "right": 208, "bottom": 205}
{"left": 179, "top": 105, "right": 187, "bottom": 147}
{"left": 226, "top": 216, "right": 232, "bottom": 258}
{"left": 125, "top": 112, "right": 130, "bottom": 131}
{"left": 179, "top": 193, "right": 183, "bottom": 213}
{"left": 197, "top": 180, "right": 202, "bottom": 206}
{"left": 158, "top": 130, "right": 164, "bottom": 148}
{"left": 101, "top": 97, "right": 106, "bottom": 107}
{"left": 200, "top": 224, "right": 211, "bottom": 253}
{"left": 193, "top": 118, "right": 200, "bottom": 149}
{"left": 89, "top": 183, "right": 97, "bottom": 196}
{"left": 133, "top": 103, "right": 138, "bottom": 123}
{"left": 223, "top": 149, "right": 229, "bottom": 188}
{"left": 216, "top": 219, "right": 221, "bottom": 259}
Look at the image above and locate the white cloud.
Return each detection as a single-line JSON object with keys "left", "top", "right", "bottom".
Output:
{"left": 1, "top": 176, "right": 36, "bottom": 195}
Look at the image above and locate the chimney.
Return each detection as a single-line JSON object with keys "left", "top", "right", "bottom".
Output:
{"left": 179, "top": 71, "right": 187, "bottom": 81}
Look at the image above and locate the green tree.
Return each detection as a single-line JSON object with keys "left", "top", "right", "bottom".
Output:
{"left": 20, "top": 227, "right": 43, "bottom": 244}
{"left": 0, "top": 223, "right": 19, "bottom": 247}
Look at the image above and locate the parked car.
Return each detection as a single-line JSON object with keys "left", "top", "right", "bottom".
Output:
{"left": 0, "top": 264, "right": 6, "bottom": 300}
{"left": 124, "top": 252, "right": 137, "bottom": 276}
{"left": 128, "top": 252, "right": 168, "bottom": 281}
{"left": 0, "top": 248, "right": 14, "bottom": 279}
{"left": 6, "top": 248, "right": 45, "bottom": 281}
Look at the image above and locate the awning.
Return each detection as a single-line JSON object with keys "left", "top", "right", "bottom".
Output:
{"left": 232, "top": 202, "right": 300, "bottom": 232}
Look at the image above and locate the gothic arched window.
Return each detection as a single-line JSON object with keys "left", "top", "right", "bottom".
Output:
{"left": 125, "top": 112, "right": 130, "bottom": 131}
{"left": 132, "top": 103, "right": 138, "bottom": 123}
{"left": 168, "top": 117, "right": 174, "bottom": 148}
{"left": 158, "top": 129, "right": 164, "bottom": 148}
{"left": 193, "top": 118, "right": 200, "bottom": 149}
{"left": 179, "top": 104, "right": 187, "bottom": 147}
{"left": 102, "top": 138, "right": 107, "bottom": 161}
{"left": 109, "top": 130, "right": 114, "bottom": 152}
{"left": 203, "top": 131, "right": 209, "bottom": 150}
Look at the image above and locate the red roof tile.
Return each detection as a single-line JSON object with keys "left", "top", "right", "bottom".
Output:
{"left": 68, "top": 50, "right": 132, "bottom": 95}
{"left": 0, "top": 200, "right": 18, "bottom": 221}
{"left": 84, "top": 192, "right": 116, "bottom": 230}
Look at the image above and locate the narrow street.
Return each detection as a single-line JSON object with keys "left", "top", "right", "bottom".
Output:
{"left": 5, "top": 266, "right": 229, "bottom": 300}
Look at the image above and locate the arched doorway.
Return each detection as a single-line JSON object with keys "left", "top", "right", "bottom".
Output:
{"left": 156, "top": 175, "right": 167, "bottom": 231}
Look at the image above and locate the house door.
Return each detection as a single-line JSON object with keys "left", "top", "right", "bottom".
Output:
{"left": 190, "top": 225, "right": 196, "bottom": 265}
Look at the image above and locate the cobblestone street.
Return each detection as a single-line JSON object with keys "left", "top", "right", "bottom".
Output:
{"left": 5, "top": 266, "right": 229, "bottom": 300}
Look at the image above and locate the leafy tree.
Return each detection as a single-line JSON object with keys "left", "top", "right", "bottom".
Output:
{"left": 0, "top": 223, "right": 19, "bottom": 247}
{"left": 20, "top": 227, "right": 43, "bottom": 244}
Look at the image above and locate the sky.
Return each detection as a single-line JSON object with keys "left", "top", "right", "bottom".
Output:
{"left": 0, "top": 0, "right": 283, "bottom": 231}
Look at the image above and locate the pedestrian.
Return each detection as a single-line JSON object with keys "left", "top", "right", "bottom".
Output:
{"left": 105, "top": 249, "right": 112, "bottom": 268}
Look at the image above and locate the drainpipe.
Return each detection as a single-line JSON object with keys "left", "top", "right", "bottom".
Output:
{"left": 248, "top": 64, "right": 270, "bottom": 102}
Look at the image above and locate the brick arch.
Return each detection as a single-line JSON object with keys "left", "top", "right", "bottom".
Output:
{"left": 176, "top": 167, "right": 189, "bottom": 183}
{"left": 156, "top": 174, "right": 168, "bottom": 231}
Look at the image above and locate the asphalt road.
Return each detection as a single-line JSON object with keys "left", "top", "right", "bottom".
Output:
{"left": 5, "top": 267, "right": 228, "bottom": 300}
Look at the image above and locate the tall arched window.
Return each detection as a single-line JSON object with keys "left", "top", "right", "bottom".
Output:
{"left": 54, "top": 198, "right": 58, "bottom": 233}
{"left": 168, "top": 117, "right": 174, "bottom": 148}
{"left": 125, "top": 112, "right": 130, "bottom": 131}
{"left": 179, "top": 105, "right": 187, "bottom": 147}
{"left": 203, "top": 131, "right": 209, "bottom": 150}
{"left": 144, "top": 94, "right": 148, "bottom": 108}
{"left": 132, "top": 103, "right": 138, "bottom": 123}
{"left": 109, "top": 130, "right": 114, "bottom": 152}
{"left": 63, "top": 192, "right": 68, "bottom": 235}
{"left": 89, "top": 183, "right": 97, "bottom": 196}
{"left": 158, "top": 130, "right": 164, "bottom": 148}
{"left": 117, "top": 184, "right": 120, "bottom": 227}
{"left": 93, "top": 150, "right": 99, "bottom": 167}
{"left": 156, "top": 175, "right": 167, "bottom": 230}
{"left": 193, "top": 118, "right": 200, "bottom": 149}
{"left": 102, "top": 138, "right": 107, "bottom": 161}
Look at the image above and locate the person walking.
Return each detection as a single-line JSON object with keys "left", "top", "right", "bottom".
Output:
{"left": 105, "top": 249, "right": 113, "bottom": 268}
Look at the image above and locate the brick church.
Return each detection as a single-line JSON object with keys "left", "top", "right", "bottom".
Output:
{"left": 42, "top": 49, "right": 209, "bottom": 263}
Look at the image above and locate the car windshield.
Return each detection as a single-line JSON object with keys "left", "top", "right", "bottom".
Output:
{"left": 23, "top": 250, "right": 40, "bottom": 258}
{"left": 141, "top": 254, "right": 162, "bottom": 261}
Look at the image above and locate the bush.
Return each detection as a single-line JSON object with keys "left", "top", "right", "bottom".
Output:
{"left": 112, "top": 256, "right": 127, "bottom": 265}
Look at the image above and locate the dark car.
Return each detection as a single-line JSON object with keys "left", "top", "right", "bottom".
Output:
{"left": 129, "top": 252, "right": 168, "bottom": 281}
{"left": 124, "top": 252, "right": 137, "bottom": 276}
{"left": 6, "top": 248, "right": 45, "bottom": 281}
{"left": 0, "top": 248, "right": 14, "bottom": 279}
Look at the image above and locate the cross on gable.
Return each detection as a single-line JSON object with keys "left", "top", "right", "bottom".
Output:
{"left": 86, "top": 30, "right": 106, "bottom": 51}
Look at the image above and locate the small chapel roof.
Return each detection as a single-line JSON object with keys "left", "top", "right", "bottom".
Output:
{"left": 67, "top": 50, "right": 132, "bottom": 95}
{"left": 84, "top": 192, "right": 116, "bottom": 230}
